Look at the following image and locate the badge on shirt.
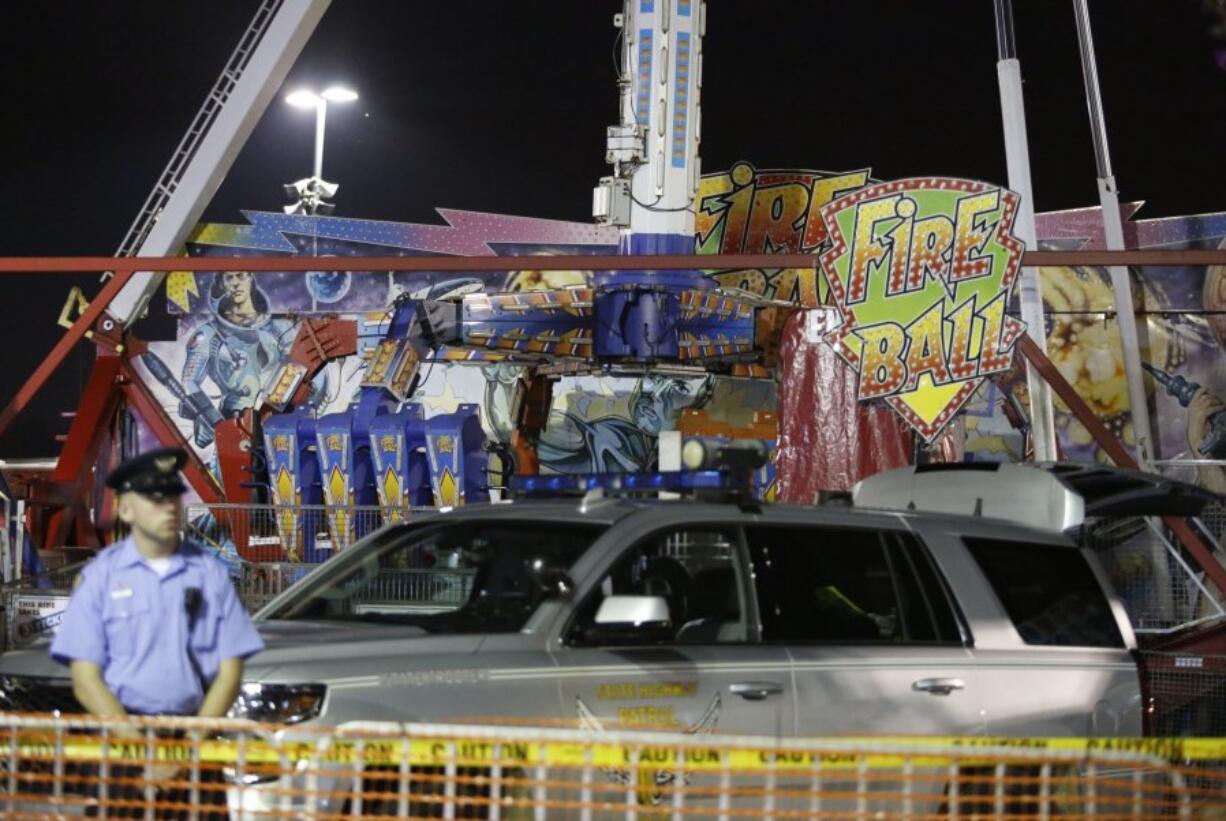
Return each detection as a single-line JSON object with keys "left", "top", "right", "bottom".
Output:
{"left": 110, "top": 585, "right": 134, "bottom": 600}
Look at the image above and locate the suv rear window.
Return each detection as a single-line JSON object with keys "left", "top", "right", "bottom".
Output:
{"left": 963, "top": 537, "right": 1124, "bottom": 648}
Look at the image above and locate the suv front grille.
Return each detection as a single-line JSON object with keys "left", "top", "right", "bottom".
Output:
{"left": 0, "top": 675, "right": 82, "bottom": 714}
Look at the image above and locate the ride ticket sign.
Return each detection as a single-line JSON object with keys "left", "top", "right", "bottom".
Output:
{"left": 818, "top": 178, "right": 1026, "bottom": 441}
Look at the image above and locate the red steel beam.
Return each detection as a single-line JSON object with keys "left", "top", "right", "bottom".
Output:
{"left": 0, "top": 254, "right": 820, "bottom": 272}
{"left": 118, "top": 360, "right": 224, "bottom": 503}
{"left": 44, "top": 356, "right": 123, "bottom": 549}
{"left": 1017, "top": 335, "right": 1226, "bottom": 595}
{"left": 0, "top": 267, "right": 135, "bottom": 439}
{"left": 49, "top": 357, "right": 123, "bottom": 485}
{"left": 1, "top": 249, "right": 1226, "bottom": 274}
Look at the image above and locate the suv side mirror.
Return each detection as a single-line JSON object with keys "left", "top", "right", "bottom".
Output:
{"left": 582, "top": 595, "right": 673, "bottom": 644}
{"left": 528, "top": 557, "right": 574, "bottom": 599}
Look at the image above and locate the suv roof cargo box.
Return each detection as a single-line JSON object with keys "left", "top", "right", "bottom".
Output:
{"left": 852, "top": 462, "right": 1084, "bottom": 532}
{"left": 852, "top": 462, "right": 1222, "bottom": 532}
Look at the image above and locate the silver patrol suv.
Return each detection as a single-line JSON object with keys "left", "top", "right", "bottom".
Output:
{"left": 3, "top": 460, "right": 1201, "bottom": 814}
{"left": 249, "top": 478, "right": 1142, "bottom": 740}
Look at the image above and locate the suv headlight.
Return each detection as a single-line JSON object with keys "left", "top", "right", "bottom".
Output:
{"left": 227, "top": 683, "right": 326, "bottom": 724}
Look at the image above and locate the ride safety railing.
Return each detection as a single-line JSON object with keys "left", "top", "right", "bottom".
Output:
{"left": 0, "top": 560, "right": 90, "bottom": 654}
{"left": 0, "top": 713, "right": 1224, "bottom": 819}
{"left": 184, "top": 502, "right": 463, "bottom": 615}
{"left": 1, "top": 504, "right": 471, "bottom": 651}
{"left": 185, "top": 503, "right": 434, "bottom": 565}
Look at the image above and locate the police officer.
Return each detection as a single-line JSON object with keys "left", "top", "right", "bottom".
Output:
{"left": 49, "top": 448, "right": 264, "bottom": 814}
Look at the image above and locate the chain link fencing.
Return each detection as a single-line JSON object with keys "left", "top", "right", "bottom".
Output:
{"left": 1139, "top": 651, "right": 1226, "bottom": 739}
{"left": 1131, "top": 462, "right": 1226, "bottom": 633}
{"left": 1074, "top": 499, "right": 1226, "bottom": 743}
{"left": 1, "top": 713, "right": 1224, "bottom": 819}
{"left": 1077, "top": 514, "right": 1225, "bottom": 634}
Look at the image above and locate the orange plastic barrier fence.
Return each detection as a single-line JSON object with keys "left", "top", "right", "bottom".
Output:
{"left": 1, "top": 713, "right": 1224, "bottom": 819}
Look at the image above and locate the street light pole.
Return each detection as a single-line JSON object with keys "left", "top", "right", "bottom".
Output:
{"left": 284, "top": 85, "right": 357, "bottom": 215}
{"left": 313, "top": 97, "right": 327, "bottom": 181}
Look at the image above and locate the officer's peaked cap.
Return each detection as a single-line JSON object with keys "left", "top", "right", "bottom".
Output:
{"left": 105, "top": 447, "right": 189, "bottom": 496}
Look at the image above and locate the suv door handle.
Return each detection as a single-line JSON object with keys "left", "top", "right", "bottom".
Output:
{"left": 912, "top": 677, "right": 966, "bottom": 696}
{"left": 729, "top": 681, "right": 784, "bottom": 701}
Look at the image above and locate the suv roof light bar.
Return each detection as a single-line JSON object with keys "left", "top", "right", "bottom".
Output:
{"left": 510, "top": 437, "right": 771, "bottom": 506}
{"left": 510, "top": 469, "right": 728, "bottom": 498}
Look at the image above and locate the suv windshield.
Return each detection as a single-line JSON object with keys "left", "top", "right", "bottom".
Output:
{"left": 262, "top": 520, "right": 605, "bottom": 633}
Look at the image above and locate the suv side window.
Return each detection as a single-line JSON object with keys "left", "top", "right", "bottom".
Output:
{"left": 745, "top": 526, "right": 963, "bottom": 644}
{"left": 963, "top": 537, "right": 1125, "bottom": 648}
{"left": 569, "top": 528, "right": 752, "bottom": 645}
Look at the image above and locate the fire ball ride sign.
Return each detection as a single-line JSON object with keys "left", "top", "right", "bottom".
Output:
{"left": 818, "top": 178, "right": 1027, "bottom": 442}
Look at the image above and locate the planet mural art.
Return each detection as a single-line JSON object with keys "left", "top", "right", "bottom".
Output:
{"left": 306, "top": 269, "right": 352, "bottom": 304}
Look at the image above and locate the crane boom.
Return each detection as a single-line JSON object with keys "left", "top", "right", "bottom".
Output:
{"left": 106, "top": 0, "right": 331, "bottom": 329}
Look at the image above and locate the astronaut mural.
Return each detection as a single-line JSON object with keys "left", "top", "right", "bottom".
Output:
{"left": 180, "top": 271, "right": 302, "bottom": 444}
{"left": 535, "top": 373, "right": 715, "bottom": 474}
{"left": 141, "top": 270, "right": 340, "bottom": 462}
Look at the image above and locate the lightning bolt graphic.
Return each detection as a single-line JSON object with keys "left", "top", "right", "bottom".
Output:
{"left": 1033, "top": 202, "right": 1143, "bottom": 251}
{"left": 165, "top": 271, "right": 200, "bottom": 313}
{"left": 193, "top": 209, "right": 620, "bottom": 256}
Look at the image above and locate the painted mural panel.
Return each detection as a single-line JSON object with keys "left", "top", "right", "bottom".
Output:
{"left": 694, "top": 164, "right": 1225, "bottom": 498}
{"left": 138, "top": 177, "right": 1226, "bottom": 509}
{"left": 965, "top": 209, "right": 1226, "bottom": 498}
{"left": 144, "top": 208, "right": 776, "bottom": 489}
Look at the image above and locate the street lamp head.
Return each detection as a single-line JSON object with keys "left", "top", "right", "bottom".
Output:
{"left": 285, "top": 89, "right": 322, "bottom": 109}
{"left": 284, "top": 84, "right": 357, "bottom": 212}
{"left": 321, "top": 86, "right": 359, "bottom": 103}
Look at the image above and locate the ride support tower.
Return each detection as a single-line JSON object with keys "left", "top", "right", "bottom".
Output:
{"left": 593, "top": 0, "right": 708, "bottom": 361}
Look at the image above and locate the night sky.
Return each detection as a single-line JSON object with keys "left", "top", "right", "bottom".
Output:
{"left": 3, "top": 0, "right": 1226, "bottom": 458}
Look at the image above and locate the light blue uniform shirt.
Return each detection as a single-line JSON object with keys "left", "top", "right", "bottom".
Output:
{"left": 50, "top": 537, "right": 265, "bottom": 715}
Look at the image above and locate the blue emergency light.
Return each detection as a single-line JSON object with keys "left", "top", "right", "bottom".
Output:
{"left": 509, "top": 438, "right": 770, "bottom": 503}
{"left": 510, "top": 469, "right": 728, "bottom": 497}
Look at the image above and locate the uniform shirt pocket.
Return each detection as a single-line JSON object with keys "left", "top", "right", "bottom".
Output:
{"left": 102, "top": 599, "right": 152, "bottom": 661}
{"left": 191, "top": 609, "right": 223, "bottom": 654}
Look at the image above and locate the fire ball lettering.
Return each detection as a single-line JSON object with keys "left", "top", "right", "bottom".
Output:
{"left": 853, "top": 291, "right": 1013, "bottom": 401}
{"left": 844, "top": 190, "right": 1001, "bottom": 305}
{"left": 819, "top": 178, "right": 1027, "bottom": 441}
{"left": 696, "top": 162, "right": 872, "bottom": 306}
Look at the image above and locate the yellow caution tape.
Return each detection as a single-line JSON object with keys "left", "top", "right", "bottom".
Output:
{"left": 10, "top": 734, "right": 1226, "bottom": 770}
